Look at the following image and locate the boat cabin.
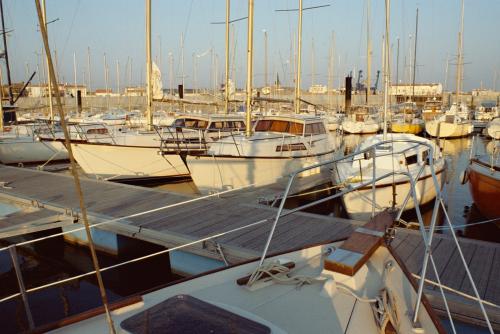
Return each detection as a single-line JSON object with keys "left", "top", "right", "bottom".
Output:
{"left": 253, "top": 116, "right": 327, "bottom": 137}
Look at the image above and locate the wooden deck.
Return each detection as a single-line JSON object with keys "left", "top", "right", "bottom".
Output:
{"left": 0, "top": 165, "right": 499, "bottom": 329}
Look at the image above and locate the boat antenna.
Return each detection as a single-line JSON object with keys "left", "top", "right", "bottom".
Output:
{"left": 34, "top": 1, "right": 116, "bottom": 332}
{"left": 0, "top": 0, "right": 13, "bottom": 105}
{"left": 383, "top": 0, "right": 390, "bottom": 140}
{"left": 245, "top": 0, "right": 254, "bottom": 136}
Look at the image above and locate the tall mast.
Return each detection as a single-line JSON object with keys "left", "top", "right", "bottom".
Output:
{"left": 145, "top": 0, "right": 153, "bottom": 129}
{"left": 41, "top": 0, "right": 53, "bottom": 121}
{"left": 455, "top": 0, "right": 465, "bottom": 104}
{"left": 264, "top": 29, "right": 268, "bottom": 88}
{"left": 366, "top": 0, "right": 371, "bottom": 99}
{"left": 224, "top": 0, "right": 230, "bottom": 114}
{"left": 73, "top": 52, "right": 77, "bottom": 107}
{"left": 395, "top": 37, "right": 399, "bottom": 96}
{"left": 411, "top": 8, "right": 419, "bottom": 101}
{"left": 311, "top": 38, "right": 315, "bottom": 87}
{"left": 34, "top": 1, "right": 117, "bottom": 332}
{"left": 245, "top": 0, "right": 254, "bottom": 136}
{"left": 0, "top": 0, "right": 13, "bottom": 105}
{"left": 383, "top": 0, "right": 390, "bottom": 140}
{"left": 87, "top": 47, "right": 92, "bottom": 94}
{"left": 328, "top": 31, "right": 335, "bottom": 111}
{"left": 294, "top": 0, "right": 303, "bottom": 114}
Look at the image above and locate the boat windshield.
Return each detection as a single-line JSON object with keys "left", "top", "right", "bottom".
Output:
{"left": 174, "top": 118, "right": 209, "bottom": 129}
{"left": 254, "top": 120, "right": 304, "bottom": 135}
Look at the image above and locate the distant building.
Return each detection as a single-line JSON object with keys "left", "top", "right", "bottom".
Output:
{"left": 125, "top": 87, "right": 146, "bottom": 96}
{"left": 26, "top": 83, "right": 87, "bottom": 98}
{"left": 471, "top": 89, "right": 499, "bottom": 97}
{"left": 95, "top": 88, "right": 114, "bottom": 97}
{"left": 62, "top": 84, "right": 87, "bottom": 97}
{"left": 309, "top": 84, "right": 327, "bottom": 94}
{"left": 389, "top": 83, "right": 443, "bottom": 105}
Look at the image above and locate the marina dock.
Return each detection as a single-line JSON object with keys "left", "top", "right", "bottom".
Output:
{"left": 0, "top": 165, "right": 499, "bottom": 329}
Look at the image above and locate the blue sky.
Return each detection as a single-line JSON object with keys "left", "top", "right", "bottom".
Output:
{"left": 3, "top": 0, "right": 499, "bottom": 92}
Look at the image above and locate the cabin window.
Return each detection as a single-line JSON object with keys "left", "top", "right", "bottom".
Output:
{"left": 255, "top": 120, "right": 303, "bottom": 134}
{"left": 276, "top": 143, "right": 307, "bottom": 152}
{"left": 269, "top": 120, "right": 289, "bottom": 133}
{"left": 255, "top": 120, "right": 272, "bottom": 132}
{"left": 174, "top": 119, "right": 185, "bottom": 127}
{"left": 209, "top": 121, "right": 224, "bottom": 129}
{"left": 184, "top": 119, "right": 199, "bottom": 128}
{"left": 233, "top": 121, "right": 245, "bottom": 129}
{"left": 405, "top": 154, "right": 418, "bottom": 166}
{"left": 305, "top": 123, "right": 326, "bottom": 135}
{"left": 422, "top": 150, "right": 430, "bottom": 165}
{"left": 289, "top": 122, "right": 304, "bottom": 135}
{"left": 196, "top": 120, "right": 208, "bottom": 129}
{"left": 86, "top": 128, "right": 108, "bottom": 135}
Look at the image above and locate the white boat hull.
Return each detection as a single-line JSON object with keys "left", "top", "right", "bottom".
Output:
{"left": 0, "top": 137, "right": 68, "bottom": 164}
{"left": 70, "top": 142, "right": 189, "bottom": 181}
{"left": 341, "top": 169, "right": 444, "bottom": 220}
{"left": 425, "top": 120, "right": 473, "bottom": 138}
{"left": 342, "top": 120, "right": 380, "bottom": 134}
{"left": 486, "top": 119, "right": 500, "bottom": 139}
{"left": 187, "top": 152, "right": 336, "bottom": 193}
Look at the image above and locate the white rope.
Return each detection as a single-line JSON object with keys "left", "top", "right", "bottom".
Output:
{"left": 246, "top": 261, "right": 327, "bottom": 288}
{"left": 0, "top": 180, "right": 260, "bottom": 253}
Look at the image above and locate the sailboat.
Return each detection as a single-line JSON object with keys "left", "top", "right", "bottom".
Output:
{"left": 0, "top": 122, "right": 69, "bottom": 165}
{"left": 485, "top": 117, "right": 500, "bottom": 139}
{"left": 185, "top": 0, "right": 341, "bottom": 193}
{"left": 187, "top": 115, "right": 340, "bottom": 193}
{"left": 334, "top": 133, "right": 445, "bottom": 220}
{"left": 390, "top": 9, "right": 424, "bottom": 135}
{"left": 464, "top": 139, "right": 500, "bottom": 219}
{"left": 425, "top": 0, "right": 473, "bottom": 139}
{"left": 57, "top": 3, "right": 247, "bottom": 183}
{"left": 390, "top": 101, "right": 425, "bottom": 134}
{"left": 341, "top": 105, "right": 381, "bottom": 134}
{"left": 334, "top": 5, "right": 445, "bottom": 221}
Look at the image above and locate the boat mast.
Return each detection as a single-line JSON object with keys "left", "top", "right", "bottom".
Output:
{"left": 411, "top": 8, "right": 418, "bottom": 102}
{"left": 34, "top": 1, "right": 116, "bottom": 332}
{"left": 294, "top": 0, "right": 303, "bottom": 114}
{"left": 0, "top": 0, "right": 13, "bottom": 105}
{"left": 455, "top": 0, "right": 465, "bottom": 104}
{"left": 41, "top": 0, "right": 54, "bottom": 121}
{"left": 145, "top": 0, "right": 153, "bottom": 129}
{"left": 395, "top": 37, "right": 399, "bottom": 96}
{"left": 0, "top": 67, "right": 3, "bottom": 131}
{"left": 245, "top": 0, "right": 254, "bottom": 136}
{"left": 73, "top": 52, "right": 78, "bottom": 108}
{"left": 224, "top": 0, "right": 230, "bottom": 114}
{"left": 366, "top": 0, "right": 371, "bottom": 100}
{"left": 328, "top": 31, "right": 334, "bottom": 111}
{"left": 383, "top": 0, "right": 390, "bottom": 140}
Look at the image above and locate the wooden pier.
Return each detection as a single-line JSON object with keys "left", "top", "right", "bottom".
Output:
{"left": 0, "top": 165, "right": 499, "bottom": 330}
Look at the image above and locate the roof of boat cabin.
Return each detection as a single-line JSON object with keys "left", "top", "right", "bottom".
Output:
{"left": 256, "top": 114, "right": 324, "bottom": 123}
{"left": 174, "top": 113, "right": 246, "bottom": 121}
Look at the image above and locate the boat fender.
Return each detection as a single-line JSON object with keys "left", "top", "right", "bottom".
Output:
{"left": 459, "top": 170, "right": 469, "bottom": 185}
